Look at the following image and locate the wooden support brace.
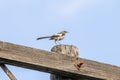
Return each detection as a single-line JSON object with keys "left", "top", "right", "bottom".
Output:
{"left": 0, "top": 64, "right": 17, "bottom": 80}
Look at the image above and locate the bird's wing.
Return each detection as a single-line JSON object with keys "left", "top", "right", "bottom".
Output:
{"left": 52, "top": 33, "right": 62, "bottom": 37}
{"left": 49, "top": 33, "right": 62, "bottom": 40}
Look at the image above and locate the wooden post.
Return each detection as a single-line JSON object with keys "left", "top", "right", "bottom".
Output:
{"left": 0, "top": 64, "right": 17, "bottom": 80}
{"left": 50, "top": 44, "right": 84, "bottom": 80}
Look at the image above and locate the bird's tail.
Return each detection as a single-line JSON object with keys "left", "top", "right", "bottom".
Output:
{"left": 36, "top": 36, "right": 51, "bottom": 40}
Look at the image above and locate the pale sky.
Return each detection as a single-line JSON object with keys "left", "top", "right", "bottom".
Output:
{"left": 0, "top": 0, "right": 120, "bottom": 80}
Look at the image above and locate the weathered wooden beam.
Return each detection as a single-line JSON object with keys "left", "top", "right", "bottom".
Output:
{"left": 0, "top": 41, "right": 120, "bottom": 80}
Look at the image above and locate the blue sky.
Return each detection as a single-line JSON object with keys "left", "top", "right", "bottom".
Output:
{"left": 0, "top": 0, "right": 120, "bottom": 80}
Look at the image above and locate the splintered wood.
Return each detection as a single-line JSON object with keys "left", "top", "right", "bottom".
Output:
{"left": 50, "top": 45, "right": 84, "bottom": 80}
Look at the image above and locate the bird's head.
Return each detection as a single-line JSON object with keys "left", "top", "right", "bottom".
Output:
{"left": 61, "top": 31, "right": 68, "bottom": 33}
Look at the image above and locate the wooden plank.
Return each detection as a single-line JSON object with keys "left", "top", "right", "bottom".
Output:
{"left": 0, "top": 41, "right": 120, "bottom": 80}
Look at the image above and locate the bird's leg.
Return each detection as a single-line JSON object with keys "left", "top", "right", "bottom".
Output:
{"left": 54, "top": 40, "right": 58, "bottom": 45}
{"left": 57, "top": 41, "right": 61, "bottom": 45}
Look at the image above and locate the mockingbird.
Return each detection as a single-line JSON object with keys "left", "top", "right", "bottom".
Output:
{"left": 36, "top": 31, "right": 68, "bottom": 44}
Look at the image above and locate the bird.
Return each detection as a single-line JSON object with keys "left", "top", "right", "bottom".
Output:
{"left": 36, "top": 31, "right": 68, "bottom": 44}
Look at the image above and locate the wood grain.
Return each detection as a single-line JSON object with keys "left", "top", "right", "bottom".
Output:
{"left": 0, "top": 41, "right": 120, "bottom": 80}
